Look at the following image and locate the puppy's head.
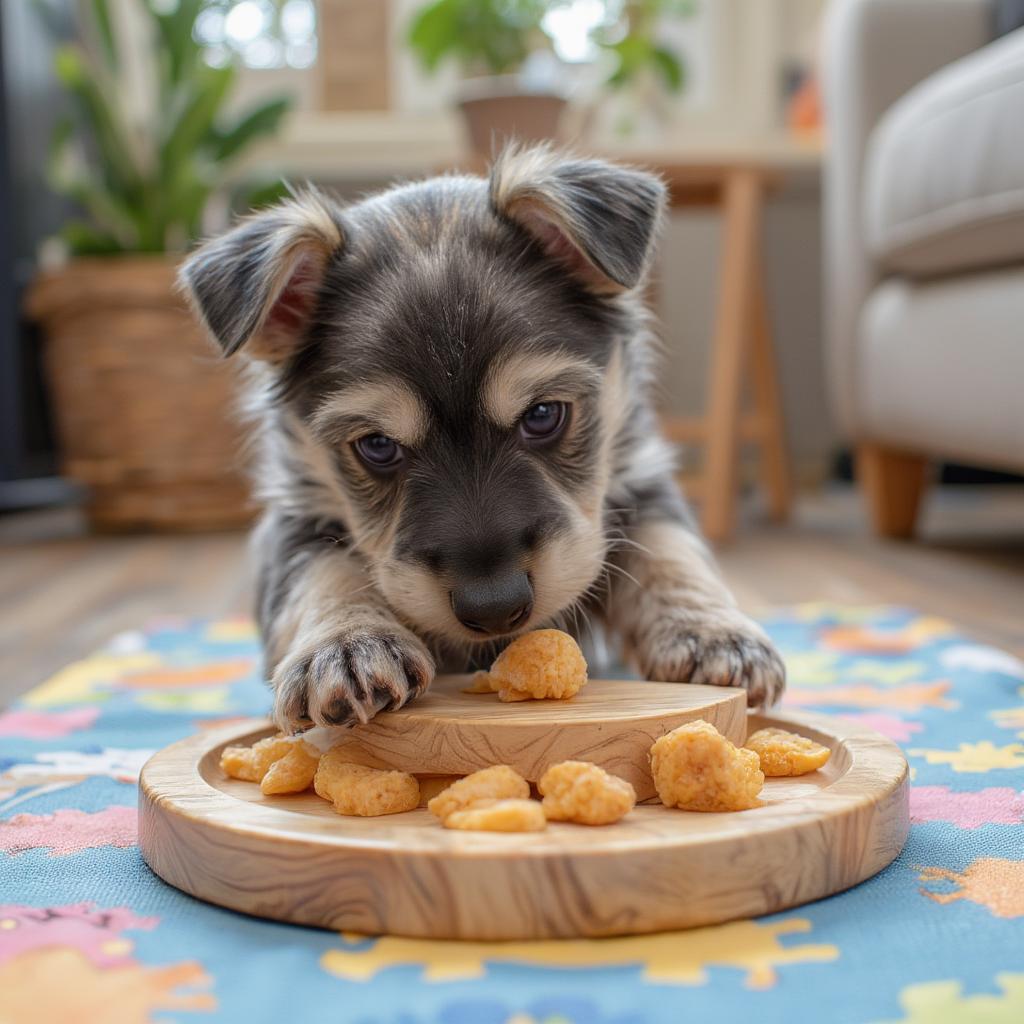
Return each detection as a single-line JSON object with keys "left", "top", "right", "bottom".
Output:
{"left": 180, "top": 146, "right": 665, "bottom": 648}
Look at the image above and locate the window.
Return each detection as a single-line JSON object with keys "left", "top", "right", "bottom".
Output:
{"left": 194, "top": 0, "right": 317, "bottom": 70}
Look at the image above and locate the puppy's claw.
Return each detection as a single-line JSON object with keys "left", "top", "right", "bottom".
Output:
{"left": 272, "top": 625, "right": 435, "bottom": 732}
{"left": 639, "top": 616, "right": 786, "bottom": 709}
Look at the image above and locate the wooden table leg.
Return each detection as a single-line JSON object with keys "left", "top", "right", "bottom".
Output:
{"left": 701, "top": 169, "right": 762, "bottom": 543}
{"left": 749, "top": 260, "right": 792, "bottom": 522}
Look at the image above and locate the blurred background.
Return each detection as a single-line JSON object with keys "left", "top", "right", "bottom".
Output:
{"left": 2, "top": 0, "right": 1023, "bottom": 701}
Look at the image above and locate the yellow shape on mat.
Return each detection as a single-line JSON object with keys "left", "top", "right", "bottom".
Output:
{"left": 136, "top": 688, "right": 233, "bottom": 713}
{"left": 779, "top": 651, "right": 841, "bottom": 687}
{"left": 877, "top": 974, "right": 1024, "bottom": 1024}
{"left": 22, "top": 654, "right": 162, "bottom": 707}
{"left": 909, "top": 742, "right": 1024, "bottom": 773}
{"left": 844, "top": 661, "right": 928, "bottom": 686}
{"left": 320, "top": 917, "right": 838, "bottom": 989}
{"left": 203, "top": 619, "right": 258, "bottom": 643}
{"left": 991, "top": 707, "right": 1024, "bottom": 738}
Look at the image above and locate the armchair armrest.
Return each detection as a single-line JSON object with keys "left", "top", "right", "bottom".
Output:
{"left": 822, "top": 0, "right": 991, "bottom": 436}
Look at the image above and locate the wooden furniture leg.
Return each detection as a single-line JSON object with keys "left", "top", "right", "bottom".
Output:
{"left": 701, "top": 169, "right": 762, "bottom": 543}
{"left": 857, "top": 443, "right": 929, "bottom": 539}
{"left": 748, "top": 260, "right": 792, "bottom": 522}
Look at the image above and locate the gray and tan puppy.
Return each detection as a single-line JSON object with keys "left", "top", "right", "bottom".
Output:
{"left": 180, "top": 146, "right": 785, "bottom": 731}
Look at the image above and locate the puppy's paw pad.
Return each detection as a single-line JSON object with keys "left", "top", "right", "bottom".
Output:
{"left": 273, "top": 627, "right": 434, "bottom": 730}
{"left": 641, "top": 619, "right": 786, "bottom": 708}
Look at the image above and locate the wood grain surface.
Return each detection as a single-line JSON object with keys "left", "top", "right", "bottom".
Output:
{"left": 299, "top": 677, "right": 747, "bottom": 802}
{"left": 138, "top": 692, "right": 910, "bottom": 941}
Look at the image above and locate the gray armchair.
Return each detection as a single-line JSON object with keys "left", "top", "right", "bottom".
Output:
{"left": 823, "top": 0, "right": 1024, "bottom": 536}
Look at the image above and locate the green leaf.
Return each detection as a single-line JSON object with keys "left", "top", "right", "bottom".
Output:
{"left": 208, "top": 96, "right": 291, "bottom": 163}
{"left": 408, "top": 0, "right": 463, "bottom": 73}
{"left": 60, "top": 219, "right": 124, "bottom": 256}
{"left": 90, "top": 0, "right": 118, "bottom": 70}
{"left": 53, "top": 44, "right": 142, "bottom": 196}
{"left": 408, "top": 0, "right": 546, "bottom": 76}
{"left": 144, "top": 0, "right": 205, "bottom": 87}
{"left": 160, "top": 65, "right": 236, "bottom": 182}
{"left": 651, "top": 46, "right": 684, "bottom": 92}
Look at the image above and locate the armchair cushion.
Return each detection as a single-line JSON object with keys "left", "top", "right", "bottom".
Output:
{"left": 864, "top": 26, "right": 1024, "bottom": 277}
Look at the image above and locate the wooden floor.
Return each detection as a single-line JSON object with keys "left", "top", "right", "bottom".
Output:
{"left": 2, "top": 485, "right": 1023, "bottom": 707}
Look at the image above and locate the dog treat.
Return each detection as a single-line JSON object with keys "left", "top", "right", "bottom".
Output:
{"left": 650, "top": 720, "right": 764, "bottom": 812}
{"left": 313, "top": 749, "right": 419, "bottom": 816}
{"left": 220, "top": 744, "right": 263, "bottom": 783}
{"left": 220, "top": 735, "right": 320, "bottom": 794}
{"left": 745, "top": 727, "right": 831, "bottom": 777}
{"left": 427, "top": 765, "right": 530, "bottom": 822}
{"left": 443, "top": 798, "right": 547, "bottom": 832}
{"left": 260, "top": 742, "right": 322, "bottom": 795}
{"left": 481, "top": 629, "right": 589, "bottom": 702}
{"left": 538, "top": 760, "right": 636, "bottom": 825}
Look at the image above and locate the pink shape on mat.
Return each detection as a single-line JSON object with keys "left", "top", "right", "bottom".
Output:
{"left": 0, "top": 903, "right": 157, "bottom": 967}
{"left": 838, "top": 712, "right": 924, "bottom": 743}
{"left": 0, "top": 806, "right": 138, "bottom": 857}
{"left": 0, "top": 707, "right": 100, "bottom": 739}
{"left": 910, "top": 786, "right": 1024, "bottom": 829}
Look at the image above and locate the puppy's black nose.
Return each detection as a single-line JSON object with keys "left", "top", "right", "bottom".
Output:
{"left": 451, "top": 571, "right": 533, "bottom": 636}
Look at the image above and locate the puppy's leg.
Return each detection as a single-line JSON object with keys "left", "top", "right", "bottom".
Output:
{"left": 255, "top": 514, "right": 435, "bottom": 731}
{"left": 607, "top": 501, "right": 785, "bottom": 707}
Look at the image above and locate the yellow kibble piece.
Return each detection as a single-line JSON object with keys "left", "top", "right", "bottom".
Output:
{"left": 487, "top": 629, "right": 588, "bottom": 702}
{"left": 427, "top": 765, "right": 530, "bottom": 822}
{"left": 745, "top": 727, "right": 831, "bottom": 777}
{"left": 219, "top": 745, "right": 262, "bottom": 782}
{"left": 220, "top": 734, "right": 318, "bottom": 792}
{"left": 650, "top": 720, "right": 764, "bottom": 812}
{"left": 313, "top": 748, "right": 419, "bottom": 816}
{"left": 260, "top": 741, "right": 321, "bottom": 795}
{"left": 538, "top": 760, "right": 636, "bottom": 825}
{"left": 443, "top": 799, "right": 547, "bottom": 832}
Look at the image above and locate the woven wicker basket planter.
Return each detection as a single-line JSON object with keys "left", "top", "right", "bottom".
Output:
{"left": 27, "top": 257, "right": 253, "bottom": 531}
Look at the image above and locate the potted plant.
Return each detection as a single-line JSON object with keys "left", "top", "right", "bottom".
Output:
{"left": 408, "top": 0, "right": 568, "bottom": 154}
{"left": 26, "top": 0, "right": 291, "bottom": 531}
{"left": 408, "top": 0, "right": 693, "bottom": 151}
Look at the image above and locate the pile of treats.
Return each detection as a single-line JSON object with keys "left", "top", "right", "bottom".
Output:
{"left": 221, "top": 629, "right": 830, "bottom": 831}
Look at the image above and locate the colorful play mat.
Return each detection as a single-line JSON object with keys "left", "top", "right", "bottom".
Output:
{"left": 1, "top": 605, "right": 1022, "bottom": 1023}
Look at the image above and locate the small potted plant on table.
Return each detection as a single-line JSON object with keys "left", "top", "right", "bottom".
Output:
{"left": 408, "top": 0, "right": 569, "bottom": 154}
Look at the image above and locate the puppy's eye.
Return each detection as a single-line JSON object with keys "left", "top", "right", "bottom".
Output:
{"left": 520, "top": 401, "right": 569, "bottom": 444}
{"left": 353, "top": 433, "right": 404, "bottom": 472}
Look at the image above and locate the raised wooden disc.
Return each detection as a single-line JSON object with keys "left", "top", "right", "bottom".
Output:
{"left": 297, "top": 676, "right": 747, "bottom": 801}
{"left": 138, "top": 680, "right": 910, "bottom": 940}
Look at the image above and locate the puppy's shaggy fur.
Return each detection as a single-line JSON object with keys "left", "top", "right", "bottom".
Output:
{"left": 180, "top": 147, "right": 785, "bottom": 731}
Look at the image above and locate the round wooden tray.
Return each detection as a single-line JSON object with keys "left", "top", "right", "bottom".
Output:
{"left": 139, "top": 678, "right": 910, "bottom": 941}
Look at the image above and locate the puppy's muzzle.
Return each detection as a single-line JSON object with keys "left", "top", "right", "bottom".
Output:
{"left": 450, "top": 570, "right": 533, "bottom": 636}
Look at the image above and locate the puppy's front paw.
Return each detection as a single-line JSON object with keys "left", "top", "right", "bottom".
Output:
{"left": 272, "top": 620, "right": 435, "bottom": 731}
{"left": 638, "top": 614, "right": 786, "bottom": 708}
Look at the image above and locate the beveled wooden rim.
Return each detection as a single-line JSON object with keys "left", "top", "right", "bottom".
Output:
{"left": 140, "top": 711, "right": 908, "bottom": 859}
{"left": 139, "top": 704, "right": 909, "bottom": 938}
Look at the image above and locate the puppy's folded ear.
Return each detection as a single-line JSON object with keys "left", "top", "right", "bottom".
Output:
{"left": 178, "top": 189, "right": 343, "bottom": 360}
{"left": 490, "top": 145, "right": 666, "bottom": 294}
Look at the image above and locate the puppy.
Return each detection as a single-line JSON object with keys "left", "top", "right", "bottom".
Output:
{"left": 179, "top": 146, "right": 785, "bottom": 731}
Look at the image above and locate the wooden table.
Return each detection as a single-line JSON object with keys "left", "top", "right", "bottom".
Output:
{"left": 650, "top": 160, "right": 793, "bottom": 543}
